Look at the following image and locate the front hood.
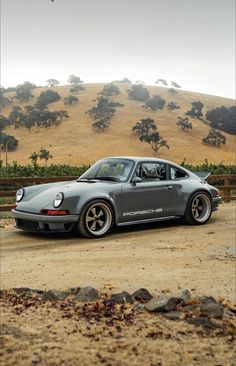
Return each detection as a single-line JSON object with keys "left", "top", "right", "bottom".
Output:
{"left": 15, "top": 180, "right": 119, "bottom": 214}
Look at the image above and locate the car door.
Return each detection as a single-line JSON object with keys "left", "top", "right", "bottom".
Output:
{"left": 121, "top": 161, "right": 180, "bottom": 222}
{"left": 167, "top": 165, "right": 189, "bottom": 216}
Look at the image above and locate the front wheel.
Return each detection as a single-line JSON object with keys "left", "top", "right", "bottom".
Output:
{"left": 78, "top": 200, "right": 114, "bottom": 238}
{"left": 184, "top": 192, "right": 212, "bottom": 225}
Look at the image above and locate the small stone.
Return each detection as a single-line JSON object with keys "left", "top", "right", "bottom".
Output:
{"left": 182, "top": 304, "right": 200, "bottom": 313}
{"left": 200, "top": 303, "right": 223, "bottom": 319}
{"left": 12, "top": 287, "right": 32, "bottom": 294}
{"left": 108, "top": 291, "right": 133, "bottom": 304}
{"left": 223, "top": 309, "right": 236, "bottom": 318}
{"left": 228, "top": 304, "right": 236, "bottom": 313}
{"left": 69, "top": 287, "right": 81, "bottom": 295}
{"left": 180, "top": 289, "right": 191, "bottom": 304}
{"left": 186, "top": 317, "right": 223, "bottom": 330}
{"left": 198, "top": 296, "right": 217, "bottom": 304}
{"left": 145, "top": 289, "right": 191, "bottom": 312}
{"left": 132, "top": 288, "right": 153, "bottom": 303}
{"left": 133, "top": 303, "right": 146, "bottom": 312}
{"left": 12, "top": 288, "right": 44, "bottom": 297}
{"left": 0, "top": 289, "right": 6, "bottom": 298}
{"left": 42, "top": 290, "right": 70, "bottom": 301}
{"left": 31, "top": 289, "right": 44, "bottom": 295}
{"left": 162, "top": 311, "right": 185, "bottom": 320}
{"left": 145, "top": 295, "right": 183, "bottom": 312}
{"left": 74, "top": 287, "right": 100, "bottom": 302}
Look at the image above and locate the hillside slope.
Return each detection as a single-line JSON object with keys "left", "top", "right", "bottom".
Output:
{"left": 2, "top": 83, "right": 235, "bottom": 166}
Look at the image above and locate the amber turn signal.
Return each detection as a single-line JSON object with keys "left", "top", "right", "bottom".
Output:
{"left": 40, "top": 209, "right": 70, "bottom": 215}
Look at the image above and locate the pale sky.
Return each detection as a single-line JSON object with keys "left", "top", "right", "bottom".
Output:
{"left": 0, "top": 0, "right": 235, "bottom": 98}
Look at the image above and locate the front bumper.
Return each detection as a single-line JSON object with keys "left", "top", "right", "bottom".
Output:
{"left": 12, "top": 209, "right": 78, "bottom": 233}
{"left": 212, "top": 196, "right": 222, "bottom": 211}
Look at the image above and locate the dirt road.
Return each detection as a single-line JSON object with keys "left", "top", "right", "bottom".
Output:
{"left": 1, "top": 203, "right": 235, "bottom": 302}
{"left": 0, "top": 203, "right": 235, "bottom": 366}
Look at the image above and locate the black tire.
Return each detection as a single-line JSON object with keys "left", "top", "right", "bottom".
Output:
{"left": 78, "top": 199, "right": 114, "bottom": 238}
{"left": 184, "top": 192, "right": 212, "bottom": 225}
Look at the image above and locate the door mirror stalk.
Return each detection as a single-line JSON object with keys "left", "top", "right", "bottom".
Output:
{"left": 131, "top": 176, "right": 143, "bottom": 184}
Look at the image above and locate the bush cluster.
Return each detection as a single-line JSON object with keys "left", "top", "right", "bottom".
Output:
{"left": 0, "top": 161, "right": 90, "bottom": 177}
{"left": 0, "top": 161, "right": 234, "bottom": 178}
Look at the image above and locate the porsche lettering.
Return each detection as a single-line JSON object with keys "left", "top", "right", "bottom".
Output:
{"left": 123, "top": 208, "right": 163, "bottom": 217}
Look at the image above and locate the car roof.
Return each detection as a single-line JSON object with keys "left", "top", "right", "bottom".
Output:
{"left": 103, "top": 156, "right": 175, "bottom": 165}
{"left": 102, "top": 156, "right": 193, "bottom": 176}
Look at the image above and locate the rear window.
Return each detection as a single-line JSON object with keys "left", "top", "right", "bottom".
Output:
{"left": 170, "top": 166, "right": 188, "bottom": 180}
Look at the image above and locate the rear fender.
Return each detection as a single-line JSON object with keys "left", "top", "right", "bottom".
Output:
{"left": 184, "top": 189, "right": 212, "bottom": 215}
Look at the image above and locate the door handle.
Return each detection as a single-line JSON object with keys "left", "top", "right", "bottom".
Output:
{"left": 164, "top": 185, "right": 173, "bottom": 190}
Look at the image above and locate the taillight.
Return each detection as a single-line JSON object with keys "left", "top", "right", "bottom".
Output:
{"left": 40, "top": 209, "right": 70, "bottom": 215}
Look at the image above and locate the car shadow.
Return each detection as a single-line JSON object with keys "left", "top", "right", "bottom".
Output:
{"left": 112, "top": 218, "right": 183, "bottom": 235}
{"left": 113, "top": 213, "right": 220, "bottom": 236}
{"left": 13, "top": 218, "right": 184, "bottom": 243}
{"left": 9, "top": 214, "right": 220, "bottom": 251}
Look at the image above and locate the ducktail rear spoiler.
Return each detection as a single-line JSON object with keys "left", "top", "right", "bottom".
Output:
{"left": 192, "top": 171, "right": 211, "bottom": 180}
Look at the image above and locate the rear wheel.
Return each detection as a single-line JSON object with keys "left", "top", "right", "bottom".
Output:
{"left": 78, "top": 200, "right": 114, "bottom": 238}
{"left": 185, "top": 192, "right": 212, "bottom": 225}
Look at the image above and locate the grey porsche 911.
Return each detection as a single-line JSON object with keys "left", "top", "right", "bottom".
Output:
{"left": 13, "top": 157, "right": 221, "bottom": 238}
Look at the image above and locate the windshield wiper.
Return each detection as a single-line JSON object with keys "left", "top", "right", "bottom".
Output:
{"left": 90, "top": 176, "right": 121, "bottom": 182}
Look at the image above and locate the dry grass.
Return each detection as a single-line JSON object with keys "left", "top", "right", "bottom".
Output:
{"left": 3, "top": 83, "right": 235, "bottom": 166}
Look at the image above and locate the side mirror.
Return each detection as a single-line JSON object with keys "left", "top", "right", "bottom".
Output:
{"left": 131, "top": 176, "right": 143, "bottom": 184}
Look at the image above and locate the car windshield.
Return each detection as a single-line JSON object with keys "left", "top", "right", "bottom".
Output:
{"left": 79, "top": 159, "right": 134, "bottom": 182}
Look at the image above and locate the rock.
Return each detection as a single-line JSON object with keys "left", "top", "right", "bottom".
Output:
{"left": 32, "top": 289, "right": 44, "bottom": 295}
{"left": 133, "top": 303, "right": 146, "bottom": 312}
{"left": 182, "top": 304, "right": 200, "bottom": 313}
{"left": 145, "top": 295, "right": 183, "bottom": 312}
{"left": 108, "top": 291, "right": 133, "bottom": 304}
{"left": 12, "top": 287, "right": 32, "bottom": 294}
{"left": 0, "top": 289, "right": 6, "bottom": 298}
{"left": 223, "top": 309, "right": 236, "bottom": 318}
{"left": 186, "top": 317, "right": 223, "bottom": 330}
{"left": 180, "top": 289, "right": 191, "bottom": 304}
{"left": 145, "top": 290, "right": 191, "bottom": 313}
{"left": 132, "top": 288, "right": 153, "bottom": 303}
{"left": 69, "top": 287, "right": 81, "bottom": 295}
{"left": 74, "top": 286, "right": 100, "bottom": 302}
{"left": 162, "top": 311, "right": 186, "bottom": 320}
{"left": 12, "top": 288, "right": 44, "bottom": 296}
{"left": 200, "top": 303, "right": 223, "bottom": 319}
{"left": 198, "top": 296, "right": 217, "bottom": 304}
{"left": 42, "top": 290, "right": 70, "bottom": 301}
{"left": 228, "top": 304, "right": 236, "bottom": 313}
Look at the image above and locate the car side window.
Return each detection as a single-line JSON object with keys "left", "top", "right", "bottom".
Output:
{"left": 136, "top": 162, "right": 167, "bottom": 180}
{"left": 170, "top": 166, "right": 188, "bottom": 180}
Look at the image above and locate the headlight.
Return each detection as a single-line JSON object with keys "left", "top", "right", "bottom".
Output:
{"left": 53, "top": 192, "right": 64, "bottom": 208}
{"left": 16, "top": 188, "right": 24, "bottom": 202}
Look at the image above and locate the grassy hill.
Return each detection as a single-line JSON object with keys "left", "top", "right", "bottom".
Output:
{"left": 2, "top": 83, "right": 235, "bottom": 166}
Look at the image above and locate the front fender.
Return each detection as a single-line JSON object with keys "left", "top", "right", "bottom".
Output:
{"left": 76, "top": 193, "right": 120, "bottom": 223}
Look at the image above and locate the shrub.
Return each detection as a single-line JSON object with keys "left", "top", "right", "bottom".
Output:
{"left": 127, "top": 85, "right": 150, "bottom": 101}
{"left": 36, "top": 90, "right": 61, "bottom": 109}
